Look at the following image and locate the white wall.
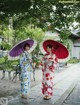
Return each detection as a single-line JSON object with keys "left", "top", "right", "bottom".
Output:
{"left": 73, "top": 40, "right": 80, "bottom": 59}
{"left": 73, "top": 47, "right": 80, "bottom": 59}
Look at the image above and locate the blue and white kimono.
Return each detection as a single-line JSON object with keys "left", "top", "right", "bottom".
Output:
{"left": 20, "top": 51, "right": 32, "bottom": 96}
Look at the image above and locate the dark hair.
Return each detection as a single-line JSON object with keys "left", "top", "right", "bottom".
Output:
{"left": 23, "top": 43, "right": 30, "bottom": 50}
{"left": 46, "top": 44, "right": 52, "bottom": 49}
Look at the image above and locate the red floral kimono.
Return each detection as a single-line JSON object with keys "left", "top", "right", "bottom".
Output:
{"left": 41, "top": 53, "right": 58, "bottom": 97}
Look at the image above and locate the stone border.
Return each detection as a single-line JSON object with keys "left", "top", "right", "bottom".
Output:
{"left": 53, "top": 82, "right": 76, "bottom": 105}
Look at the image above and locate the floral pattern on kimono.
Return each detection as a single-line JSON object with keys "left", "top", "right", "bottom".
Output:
{"left": 20, "top": 51, "right": 32, "bottom": 96}
{"left": 41, "top": 53, "right": 58, "bottom": 96}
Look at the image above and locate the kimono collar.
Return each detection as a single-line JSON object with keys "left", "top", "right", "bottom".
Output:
{"left": 24, "top": 51, "right": 29, "bottom": 54}
{"left": 46, "top": 52, "right": 53, "bottom": 57}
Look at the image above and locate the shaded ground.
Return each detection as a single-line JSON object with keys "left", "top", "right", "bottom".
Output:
{"left": 0, "top": 69, "right": 42, "bottom": 98}
{"left": 0, "top": 64, "right": 72, "bottom": 98}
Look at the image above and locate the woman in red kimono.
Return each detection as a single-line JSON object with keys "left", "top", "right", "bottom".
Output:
{"left": 41, "top": 44, "right": 58, "bottom": 100}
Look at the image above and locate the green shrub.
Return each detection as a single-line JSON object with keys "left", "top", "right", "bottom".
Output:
{"left": 0, "top": 57, "right": 5, "bottom": 64}
{"left": 0, "top": 56, "right": 19, "bottom": 71}
{"left": 68, "top": 58, "right": 80, "bottom": 64}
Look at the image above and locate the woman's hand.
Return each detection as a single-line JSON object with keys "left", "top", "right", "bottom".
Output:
{"left": 23, "top": 62, "right": 27, "bottom": 65}
{"left": 29, "top": 59, "right": 32, "bottom": 63}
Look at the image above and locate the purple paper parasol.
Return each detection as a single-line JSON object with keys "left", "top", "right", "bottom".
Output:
{"left": 9, "top": 39, "right": 37, "bottom": 57}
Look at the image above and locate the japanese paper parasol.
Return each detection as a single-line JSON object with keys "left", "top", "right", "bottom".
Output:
{"left": 39, "top": 39, "right": 69, "bottom": 62}
{"left": 9, "top": 39, "right": 37, "bottom": 58}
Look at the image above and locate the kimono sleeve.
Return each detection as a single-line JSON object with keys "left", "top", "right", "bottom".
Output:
{"left": 28, "top": 53, "right": 32, "bottom": 62}
{"left": 53, "top": 54, "right": 58, "bottom": 64}
{"left": 53, "top": 54, "right": 58, "bottom": 70}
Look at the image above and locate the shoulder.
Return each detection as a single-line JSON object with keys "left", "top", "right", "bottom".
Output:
{"left": 52, "top": 54, "right": 57, "bottom": 58}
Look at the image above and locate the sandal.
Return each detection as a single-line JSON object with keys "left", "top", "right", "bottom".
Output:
{"left": 21, "top": 95, "right": 27, "bottom": 99}
{"left": 46, "top": 96, "right": 51, "bottom": 100}
{"left": 43, "top": 96, "right": 48, "bottom": 100}
{"left": 43, "top": 96, "right": 51, "bottom": 100}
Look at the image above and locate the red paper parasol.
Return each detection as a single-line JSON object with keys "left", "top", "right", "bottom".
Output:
{"left": 40, "top": 39, "right": 69, "bottom": 59}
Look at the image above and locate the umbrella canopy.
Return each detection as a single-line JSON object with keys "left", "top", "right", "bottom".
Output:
{"left": 40, "top": 39, "right": 69, "bottom": 59}
{"left": 8, "top": 55, "right": 20, "bottom": 60}
{"left": 9, "top": 39, "right": 37, "bottom": 57}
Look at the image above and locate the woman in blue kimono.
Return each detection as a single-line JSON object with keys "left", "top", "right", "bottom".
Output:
{"left": 20, "top": 43, "right": 32, "bottom": 99}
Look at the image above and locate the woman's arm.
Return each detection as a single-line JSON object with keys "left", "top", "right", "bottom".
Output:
{"left": 28, "top": 53, "right": 32, "bottom": 63}
{"left": 48, "top": 54, "right": 58, "bottom": 63}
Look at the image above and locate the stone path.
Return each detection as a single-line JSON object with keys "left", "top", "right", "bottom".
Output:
{"left": 6, "top": 63, "right": 80, "bottom": 105}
